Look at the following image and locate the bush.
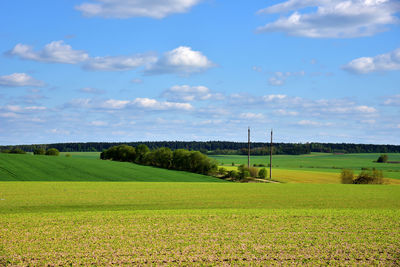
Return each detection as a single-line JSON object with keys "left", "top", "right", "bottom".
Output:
{"left": 218, "top": 167, "right": 228, "bottom": 177}
{"left": 1, "top": 149, "right": 11, "bottom": 153}
{"left": 228, "top": 170, "right": 239, "bottom": 179}
{"left": 65, "top": 154, "right": 71, "bottom": 157}
{"left": 353, "top": 169, "right": 383, "bottom": 184}
{"left": 340, "top": 169, "right": 354, "bottom": 184}
{"left": 248, "top": 166, "right": 259, "bottom": 177}
{"left": 258, "top": 168, "right": 267, "bottom": 179}
{"left": 33, "top": 148, "right": 46, "bottom": 155}
{"left": 376, "top": 154, "right": 388, "bottom": 163}
{"left": 238, "top": 164, "right": 250, "bottom": 180}
{"left": 46, "top": 148, "right": 60, "bottom": 156}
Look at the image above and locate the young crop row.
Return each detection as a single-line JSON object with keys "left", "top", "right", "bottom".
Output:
{"left": 1, "top": 209, "right": 399, "bottom": 265}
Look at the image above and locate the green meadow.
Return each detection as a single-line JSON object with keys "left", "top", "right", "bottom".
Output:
{"left": 211, "top": 153, "right": 400, "bottom": 183}
{"left": 1, "top": 152, "right": 400, "bottom": 265}
{"left": 1, "top": 182, "right": 400, "bottom": 265}
{"left": 0, "top": 153, "right": 223, "bottom": 182}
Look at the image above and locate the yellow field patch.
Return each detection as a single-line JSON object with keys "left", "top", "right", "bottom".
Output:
{"left": 218, "top": 166, "right": 400, "bottom": 184}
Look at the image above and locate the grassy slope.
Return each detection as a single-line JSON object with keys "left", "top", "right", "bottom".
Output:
{"left": 0, "top": 153, "right": 223, "bottom": 182}
{"left": 1, "top": 182, "right": 400, "bottom": 265}
{"left": 211, "top": 153, "right": 400, "bottom": 182}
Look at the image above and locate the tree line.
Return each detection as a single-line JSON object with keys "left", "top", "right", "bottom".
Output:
{"left": 101, "top": 145, "right": 217, "bottom": 176}
{"left": 1, "top": 141, "right": 400, "bottom": 155}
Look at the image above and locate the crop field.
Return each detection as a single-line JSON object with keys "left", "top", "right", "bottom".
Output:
{"left": 211, "top": 153, "right": 400, "bottom": 183}
{"left": 1, "top": 182, "right": 400, "bottom": 265}
{"left": 0, "top": 153, "right": 223, "bottom": 182}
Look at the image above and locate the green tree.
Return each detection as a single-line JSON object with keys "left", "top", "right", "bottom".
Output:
{"left": 153, "top": 147, "right": 173, "bottom": 169}
{"left": 376, "top": 154, "right": 388, "bottom": 163}
{"left": 135, "top": 144, "right": 150, "bottom": 164}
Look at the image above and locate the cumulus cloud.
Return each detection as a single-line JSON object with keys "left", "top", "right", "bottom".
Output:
{"left": 257, "top": 0, "right": 400, "bottom": 38}
{"left": 161, "top": 85, "right": 223, "bottom": 102}
{"left": 0, "top": 73, "right": 44, "bottom": 87}
{"left": 7, "top": 42, "right": 214, "bottom": 75}
{"left": 76, "top": 0, "right": 202, "bottom": 19}
{"left": 84, "top": 54, "right": 157, "bottom": 71}
{"left": 146, "top": 46, "right": 214, "bottom": 75}
{"left": 132, "top": 98, "right": 193, "bottom": 111}
{"left": 101, "top": 99, "right": 130, "bottom": 109}
{"left": 8, "top": 41, "right": 89, "bottom": 64}
{"left": 343, "top": 47, "right": 400, "bottom": 74}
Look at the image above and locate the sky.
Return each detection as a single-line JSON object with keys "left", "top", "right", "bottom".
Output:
{"left": 0, "top": 0, "right": 399, "bottom": 145}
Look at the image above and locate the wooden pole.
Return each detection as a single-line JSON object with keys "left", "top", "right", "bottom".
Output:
{"left": 270, "top": 129, "right": 273, "bottom": 180}
{"left": 248, "top": 127, "right": 250, "bottom": 168}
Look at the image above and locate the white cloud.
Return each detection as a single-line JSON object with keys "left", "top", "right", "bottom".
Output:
{"left": 0, "top": 112, "right": 18, "bottom": 118}
{"left": 132, "top": 98, "right": 193, "bottom": 111}
{"left": 384, "top": 95, "right": 400, "bottom": 106}
{"left": 0, "top": 73, "right": 44, "bottom": 87}
{"left": 76, "top": 0, "right": 202, "bottom": 19}
{"left": 263, "top": 94, "right": 287, "bottom": 102}
{"left": 101, "top": 99, "right": 130, "bottom": 109}
{"left": 162, "top": 85, "right": 223, "bottom": 102}
{"left": 131, "top": 78, "right": 143, "bottom": 84}
{"left": 297, "top": 120, "right": 333, "bottom": 127}
{"left": 146, "top": 46, "right": 214, "bottom": 75}
{"left": 90, "top": 120, "right": 108, "bottom": 126}
{"left": 274, "top": 109, "right": 299, "bottom": 116}
{"left": 257, "top": 0, "right": 400, "bottom": 38}
{"left": 79, "top": 87, "right": 105, "bottom": 94}
{"left": 9, "top": 41, "right": 89, "bottom": 64}
{"left": 343, "top": 48, "right": 400, "bottom": 74}
{"left": 84, "top": 54, "right": 157, "bottom": 71}
{"left": 268, "top": 71, "right": 305, "bottom": 86}
{"left": 239, "top": 112, "right": 264, "bottom": 120}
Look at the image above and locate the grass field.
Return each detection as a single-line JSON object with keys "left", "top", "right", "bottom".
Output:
{"left": 0, "top": 153, "right": 223, "bottom": 182}
{"left": 211, "top": 153, "right": 400, "bottom": 183}
{"left": 1, "top": 182, "right": 399, "bottom": 265}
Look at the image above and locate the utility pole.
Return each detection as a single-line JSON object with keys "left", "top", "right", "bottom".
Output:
{"left": 248, "top": 127, "right": 250, "bottom": 168}
{"left": 270, "top": 129, "right": 273, "bottom": 180}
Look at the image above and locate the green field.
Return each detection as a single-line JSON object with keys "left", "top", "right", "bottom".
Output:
{"left": 1, "top": 182, "right": 399, "bottom": 265}
{"left": 211, "top": 153, "right": 400, "bottom": 183}
{"left": 0, "top": 153, "right": 223, "bottom": 182}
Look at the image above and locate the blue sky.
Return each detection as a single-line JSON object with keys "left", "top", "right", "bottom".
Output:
{"left": 0, "top": 0, "right": 399, "bottom": 145}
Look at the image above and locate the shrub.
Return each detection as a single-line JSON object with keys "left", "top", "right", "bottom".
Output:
{"left": 340, "top": 169, "right": 354, "bottom": 184}
{"left": 218, "top": 167, "right": 228, "bottom": 177}
{"left": 65, "top": 154, "right": 71, "bottom": 157}
{"left": 376, "top": 154, "right": 388, "bottom": 163}
{"left": 248, "top": 166, "right": 259, "bottom": 177}
{"left": 33, "top": 148, "right": 46, "bottom": 155}
{"left": 1, "top": 149, "right": 11, "bottom": 153}
{"left": 231, "top": 162, "right": 235, "bottom": 166}
{"left": 258, "top": 168, "right": 267, "bottom": 179}
{"left": 353, "top": 169, "right": 383, "bottom": 184}
{"left": 46, "top": 148, "right": 60, "bottom": 156}
{"left": 228, "top": 170, "right": 239, "bottom": 179}
{"left": 238, "top": 164, "right": 250, "bottom": 180}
